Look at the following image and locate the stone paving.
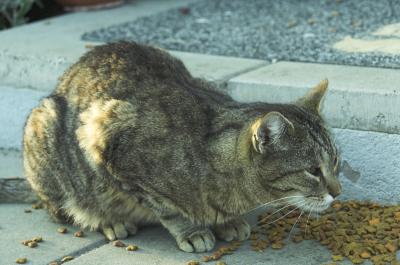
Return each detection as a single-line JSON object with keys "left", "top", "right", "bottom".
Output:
{"left": 82, "top": 0, "right": 400, "bottom": 68}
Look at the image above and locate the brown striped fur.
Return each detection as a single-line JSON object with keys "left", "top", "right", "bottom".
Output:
{"left": 23, "top": 42, "right": 341, "bottom": 252}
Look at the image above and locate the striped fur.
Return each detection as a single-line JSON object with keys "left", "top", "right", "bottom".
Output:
{"left": 23, "top": 42, "right": 340, "bottom": 250}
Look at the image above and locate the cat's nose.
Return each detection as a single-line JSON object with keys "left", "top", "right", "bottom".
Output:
{"left": 328, "top": 181, "right": 342, "bottom": 198}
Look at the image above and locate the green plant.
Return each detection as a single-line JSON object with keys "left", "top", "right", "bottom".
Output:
{"left": 0, "top": 0, "right": 43, "bottom": 30}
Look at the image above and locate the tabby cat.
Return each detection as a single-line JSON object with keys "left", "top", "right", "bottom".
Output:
{"left": 23, "top": 42, "right": 341, "bottom": 253}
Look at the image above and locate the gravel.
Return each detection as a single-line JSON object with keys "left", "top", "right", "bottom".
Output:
{"left": 82, "top": 0, "right": 400, "bottom": 68}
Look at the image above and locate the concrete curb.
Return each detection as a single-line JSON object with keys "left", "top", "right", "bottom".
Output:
{"left": 228, "top": 61, "right": 400, "bottom": 134}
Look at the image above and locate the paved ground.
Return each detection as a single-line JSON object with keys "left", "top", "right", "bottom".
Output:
{"left": 1, "top": 203, "right": 359, "bottom": 265}
{"left": 82, "top": 0, "right": 400, "bottom": 68}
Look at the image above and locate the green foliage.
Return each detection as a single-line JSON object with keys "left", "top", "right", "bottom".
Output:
{"left": 0, "top": 0, "right": 43, "bottom": 30}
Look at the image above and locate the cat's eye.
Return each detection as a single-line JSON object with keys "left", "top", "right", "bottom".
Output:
{"left": 333, "top": 156, "right": 338, "bottom": 167}
{"left": 308, "top": 167, "right": 323, "bottom": 178}
{"left": 333, "top": 156, "right": 340, "bottom": 173}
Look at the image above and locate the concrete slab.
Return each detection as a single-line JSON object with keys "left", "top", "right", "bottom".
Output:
{"left": 333, "top": 128, "right": 400, "bottom": 204}
{"left": 0, "top": 0, "right": 197, "bottom": 91}
{"left": 170, "top": 51, "right": 266, "bottom": 87}
{"left": 0, "top": 204, "right": 105, "bottom": 265}
{"left": 228, "top": 61, "right": 400, "bottom": 134}
{"left": 66, "top": 215, "right": 354, "bottom": 265}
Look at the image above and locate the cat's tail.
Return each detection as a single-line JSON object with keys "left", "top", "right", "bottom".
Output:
{"left": 0, "top": 177, "right": 37, "bottom": 203}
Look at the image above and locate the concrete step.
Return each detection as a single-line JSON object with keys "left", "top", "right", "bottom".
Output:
{"left": 228, "top": 61, "right": 400, "bottom": 134}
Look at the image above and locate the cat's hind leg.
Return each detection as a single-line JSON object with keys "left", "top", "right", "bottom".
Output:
{"left": 23, "top": 96, "right": 69, "bottom": 223}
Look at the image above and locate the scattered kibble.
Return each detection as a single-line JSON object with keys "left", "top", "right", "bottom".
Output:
{"left": 32, "top": 236, "right": 43, "bottom": 243}
{"left": 24, "top": 209, "right": 32, "bottom": 213}
{"left": 271, "top": 242, "right": 284, "bottom": 249}
{"left": 73, "top": 231, "right": 84, "bottom": 238}
{"left": 27, "top": 241, "right": 38, "bottom": 248}
{"left": 15, "top": 258, "right": 27, "bottom": 264}
{"left": 60, "top": 256, "right": 74, "bottom": 263}
{"left": 202, "top": 241, "right": 241, "bottom": 262}
{"left": 254, "top": 200, "right": 400, "bottom": 265}
{"left": 48, "top": 261, "right": 59, "bottom": 265}
{"left": 31, "top": 203, "right": 43, "bottom": 209}
{"left": 21, "top": 240, "right": 32, "bottom": 246}
{"left": 331, "top": 255, "right": 344, "bottom": 261}
{"left": 216, "top": 262, "right": 227, "bottom": 265}
{"left": 186, "top": 261, "right": 200, "bottom": 265}
{"left": 112, "top": 240, "right": 126, "bottom": 247}
{"left": 126, "top": 245, "right": 138, "bottom": 251}
{"left": 360, "top": 251, "right": 371, "bottom": 259}
{"left": 58, "top": 227, "right": 68, "bottom": 234}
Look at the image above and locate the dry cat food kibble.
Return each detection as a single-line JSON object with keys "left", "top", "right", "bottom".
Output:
{"left": 57, "top": 227, "right": 68, "bottom": 234}
{"left": 15, "top": 258, "right": 27, "bottom": 264}
{"left": 73, "top": 231, "right": 84, "bottom": 237}
{"left": 126, "top": 245, "right": 139, "bottom": 251}
{"left": 186, "top": 261, "right": 200, "bottom": 265}
{"left": 27, "top": 241, "right": 38, "bottom": 248}
{"left": 112, "top": 240, "right": 126, "bottom": 247}
{"left": 60, "top": 256, "right": 74, "bottom": 263}
{"left": 32, "top": 236, "right": 43, "bottom": 243}
{"left": 21, "top": 236, "right": 43, "bottom": 248}
{"left": 202, "top": 241, "right": 241, "bottom": 262}
{"left": 253, "top": 200, "right": 400, "bottom": 265}
{"left": 31, "top": 203, "right": 43, "bottom": 209}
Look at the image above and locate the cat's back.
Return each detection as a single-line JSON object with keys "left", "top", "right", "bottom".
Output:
{"left": 55, "top": 42, "right": 196, "bottom": 103}
{"left": 52, "top": 42, "right": 217, "bottom": 176}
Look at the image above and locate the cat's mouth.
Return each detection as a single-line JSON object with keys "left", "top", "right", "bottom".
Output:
{"left": 289, "top": 193, "right": 334, "bottom": 213}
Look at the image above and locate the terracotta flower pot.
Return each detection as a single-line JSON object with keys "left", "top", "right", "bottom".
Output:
{"left": 56, "top": 0, "right": 125, "bottom": 11}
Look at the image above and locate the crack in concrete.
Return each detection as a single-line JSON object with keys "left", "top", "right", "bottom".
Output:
{"left": 48, "top": 239, "right": 108, "bottom": 264}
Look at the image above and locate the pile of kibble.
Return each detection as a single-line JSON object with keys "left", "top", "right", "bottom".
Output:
{"left": 249, "top": 200, "right": 400, "bottom": 265}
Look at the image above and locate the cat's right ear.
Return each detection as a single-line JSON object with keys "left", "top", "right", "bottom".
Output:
{"left": 251, "top": 112, "right": 294, "bottom": 154}
{"left": 296, "top": 79, "right": 329, "bottom": 114}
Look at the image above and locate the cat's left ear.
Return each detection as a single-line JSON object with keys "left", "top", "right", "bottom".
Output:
{"left": 252, "top": 112, "right": 294, "bottom": 154}
{"left": 296, "top": 79, "right": 329, "bottom": 114}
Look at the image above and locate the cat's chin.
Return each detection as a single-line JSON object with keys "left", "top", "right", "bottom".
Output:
{"left": 290, "top": 193, "right": 334, "bottom": 213}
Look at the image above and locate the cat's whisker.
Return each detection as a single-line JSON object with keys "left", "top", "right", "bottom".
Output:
{"left": 304, "top": 202, "right": 315, "bottom": 237}
{"left": 248, "top": 195, "right": 304, "bottom": 213}
{"left": 260, "top": 201, "right": 306, "bottom": 226}
{"left": 288, "top": 208, "right": 304, "bottom": 240}
{"left": 257, "top": 202, "right": 296, "bottom": 223}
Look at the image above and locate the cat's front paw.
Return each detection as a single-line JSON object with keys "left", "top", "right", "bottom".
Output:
{"left": 176, "top": 228, "right": 215, "bottom": 253}
{"left": 101, "top": 222, "right": 137, "bottom": 241}
{"left": 213, "top": 218, "right": 251, "bottom": 242}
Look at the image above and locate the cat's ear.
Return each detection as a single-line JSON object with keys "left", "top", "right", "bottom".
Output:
{"left": 297, "top": 79, "right": 328, "bottom": 113}
{"left": 252, "top": 112, "right": 294, "bottom": 154}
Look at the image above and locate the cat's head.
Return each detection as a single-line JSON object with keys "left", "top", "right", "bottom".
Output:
{"left": 251, "top": 79, "right": 341, "bottom": 213}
